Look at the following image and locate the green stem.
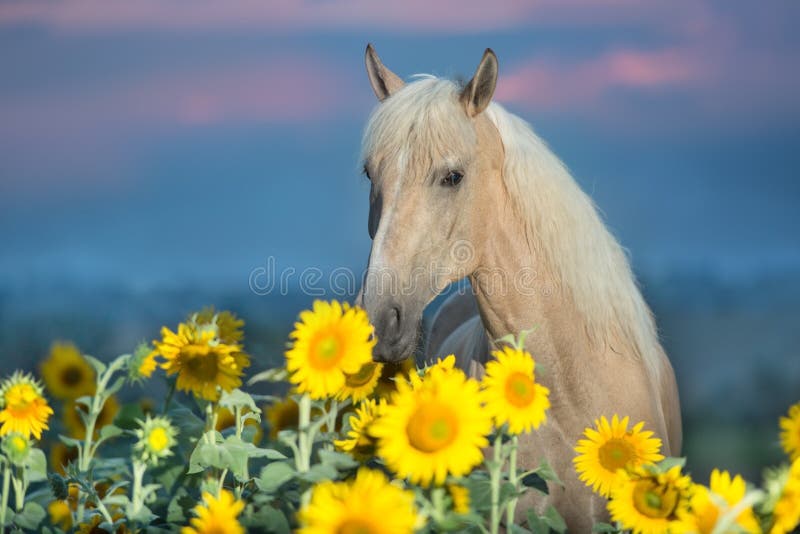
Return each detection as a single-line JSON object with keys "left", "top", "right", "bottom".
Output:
{"left": 94, "top": 494, "right": 114, "bottom": 525}
{"left": 296, "top": 394, "right": 312, "bottom": 473}
{"left": 131, "top": 461, "right": 146, "bottom": 517}
{"left": 234, "top": 406, "right": 249, "bottom": 497}
{"left": 0, "top": 462, "right": 10, "bottom": 533}
{"left": 489, "top": 434, "right": 504, "bottom": 534}
{"left": 161, "top": 380, "right": 177, "bottom": 415}
{"left": 431, "top": 487, "right": 446, "bottom": 526}
{"left": 11, "top": 466, "right": 25, "bottom": 512}
{"left": 505, "top": 435, "right": 519, "bottom": 528}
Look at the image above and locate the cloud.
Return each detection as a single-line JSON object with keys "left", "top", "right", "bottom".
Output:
{"left": 495, "top": 47, "right": 707, "bottom": 111}
{"left": 0, "top": 55, "right": 360, "bottom": 196}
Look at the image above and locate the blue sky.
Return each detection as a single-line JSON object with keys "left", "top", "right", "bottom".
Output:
{"left": 1, "top": 0, "right": 798, "bottom": 290}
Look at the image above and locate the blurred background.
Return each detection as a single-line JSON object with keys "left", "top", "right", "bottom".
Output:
{"left": 1, "top": 1, "right": 798, "bottom": 482}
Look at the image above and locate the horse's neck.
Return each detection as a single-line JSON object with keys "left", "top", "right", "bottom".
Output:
{"left": 468, "top": 204, "right": 605, "bottom": 378}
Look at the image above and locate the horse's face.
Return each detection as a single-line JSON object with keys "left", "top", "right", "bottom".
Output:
{"left": 359, "top": 45, "right": 502, "bottom": 362}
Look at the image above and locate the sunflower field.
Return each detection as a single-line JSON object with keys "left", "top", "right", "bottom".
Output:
{"left": 0, "top": 300, "right": 798, "bottom": 534}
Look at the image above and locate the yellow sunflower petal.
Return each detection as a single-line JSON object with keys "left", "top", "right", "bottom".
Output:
{"left": 371, "top": 366, "right": 491, "bottom": 487}
{"left": 481, "top": 346, "right": 550, "bottom": 434}
{"left": 573, "top": 414, "right": 664, "bottom": 498}
{"left": 285, "top": 300, "right": 375, "bottom": 400}
{"left": 297, "top": 468, "right": 420, "bottom": 534}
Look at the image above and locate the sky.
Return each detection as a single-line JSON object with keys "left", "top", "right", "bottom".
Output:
{"left": 1, "top": 0, "right": 799, "bottom": 291}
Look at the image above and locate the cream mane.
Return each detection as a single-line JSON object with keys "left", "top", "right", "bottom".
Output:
{"left": 361, "top": 76, "right": 662, "bottom": 377}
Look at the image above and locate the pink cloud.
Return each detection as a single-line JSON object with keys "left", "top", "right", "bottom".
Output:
{"left": 0, "top": 55, "right": 359, "bottom": 194}
{"left": 495, "top": 48, "right": 707, "bottom": 112}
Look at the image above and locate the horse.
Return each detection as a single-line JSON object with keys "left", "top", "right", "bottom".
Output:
{"left": 357, "top": 44, "right": 682, "bottom": 531}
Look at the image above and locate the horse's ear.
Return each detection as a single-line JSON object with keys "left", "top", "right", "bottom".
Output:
{"left": 365, "top": 44, "right": 404, "bottom": 102}
{"left": 461, "top": 48, "right": 498, "bottom": 117}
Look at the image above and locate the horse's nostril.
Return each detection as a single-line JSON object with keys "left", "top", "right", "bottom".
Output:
{"left": 387, "top": 305, "right": 401, "bottom": 335}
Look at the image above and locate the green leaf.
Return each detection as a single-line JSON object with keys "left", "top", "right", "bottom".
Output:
{"left": 317, "top": 449, "right": 358, "bottom": 471}
{"left": 23, "top": 448, "right": 47, "bottom": 482}
{"left": 188, "top": 433, "right": 233, "bottom": 474}
{"left": 657, "top": 457, "right": 687, "bottom": 471}
{"left": 462, "top": 478, "right": 493, "bottom": 512}
{"left": 166, "top": 488, "right": 193, "bottom": 523}
{"left": 535, "top": 459, "right": 563, "bottom": 486}
{"left": 13, "top": 501, "right": 46, "bottom": 530}
{"left": 298, "top": 463, "right": 339, "bottom": 483}
{"left": 127, "top": 503, "right": 156, "bottom": 524}
{"left": 98, "top": 424, "right": 123, "bottom": 441}
{"left": 257, "top": 461, "right": 296, "bottom": 494}
{"left": 222, "top": 436, "right": 286, "bottom": 460}
{"left": 84, "top": 355, "right": 107, "bottom": 375}
{"left": 527, "top": 511, "right": 550, "bottom": 534}
{"left": 247, "top": 368, "right": 288, "bottom": 386}
{"left": 521, "top": 472, "right": 548, "bottom": 495}
{"left": 219, "top": 389, "right": 259, "bottom": 412}
{"left": 509, "top": 525, "right": 533, "bottom": 534}
{"left": 243, "top": 504, "right": 291, "bottom": 534}
{"left": 73, "top": 395, "right": 93, "bottom": 410}
{"left": 542, "top": 505, "right": 567, "bottom": 533}
{"left": 57, "top": 435, "right": 82, "bottom": 449}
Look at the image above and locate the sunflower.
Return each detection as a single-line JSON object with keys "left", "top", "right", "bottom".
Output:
{"left": 335, "top": 398, "right": 386, "bottom": 460}
{"left": 155, "top": 314, "right": 250, "bottom": 401}
{"left": 371, "top": 366, "right": 491, "bottom": 486}
{"left": 128, "top": 342, "right": 159, "bottom": 381}
{"left": 181, "top": 489, "right": 245, "bottom": 534}
{"left": 374, "top": 358, "right": 416, "bottom": 400}
{"left": 448, "top": 484, "right": 471, "bottom": 515}
{"left": 765, "top": 459, "right": 800, "bottom": 534}
{"left": 609, "top": 465, "right": 692, "bottom": 534}
{"left": 779, "top": 402, "right": 800, "bottom": 461}
{"left": 297, "top": 467, "right": 420, "bottom": 534}
{"left": 50, "top": 442, "right": 79, "bottom": 476}
{"left": 481, "top": 346, "right": 550, "bottom": 434}
{"left": 195, "top": 307, "right": 245, "bottom": 343}
{"left": 573, "top": 415, "right": 665, "bottom": 497}
{"left": 63, "top": 395, "right": 120, "bottom": 440}
{"left": 48, "top": 499, "right": 73, "bottom": 531}
{"left": 1, "top": 432, "right": 30, "bottom": 464}
{"left": 338, "top": 362, "right": 384, "bottom": 402}
{"left": 265, "top": 398, "right": 299, "bottom": 440}
{"left": 676, "top": 470, "right": 760, "bottom": 534}
{"left": 285, "top": 300, "right": 375, "bottom": 400}
{"left": 215, "top": 406, "right": 263, "bottom": 444}
{"left": 133, "top": 415, "right": 178, "bottom": 465}
{"left": 0, "top": 372, "right": 54, "bottom": 439}
{"left": 40, "top": 342, "right": 96, "bottom": 400}
{"left": 424, "top": 355, "right": 456, "bottom": 375}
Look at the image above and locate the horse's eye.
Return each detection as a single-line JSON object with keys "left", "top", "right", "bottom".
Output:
{"left": 442, "top": 171, "right": 463, "bottom": 187}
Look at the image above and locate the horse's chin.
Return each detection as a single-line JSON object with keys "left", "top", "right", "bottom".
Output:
{"left": 372, "top": 333, "right": 417, "bottom": 364}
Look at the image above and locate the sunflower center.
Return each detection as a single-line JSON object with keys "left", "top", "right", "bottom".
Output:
{"left": 8, "top": 435, "right": 28, "bottom": 455}
{"left": 183, "top": 351, "right": 220, "bottom": 382}
{"left": 345, "top": 363, "right": 378, "bottom": 387}
{"left": 336, "top": 518, "right": 376, "bottom": 534}
{"left": 406, "top": 403, "right": 459, "bottom": 453}
{"left": 598, "top": 437, "right": 636, "bottom": 472}
{"left": 504, "top": 372, "right": 537, "bottom": 408}
{"left": 632, "top": 479, "right": 679, "bottom": 519}
{"left": 309, "top": 333, "right": 344, "bottom": 369}
{"left": 60, "top": 365, "right": 84, "bottom": 387}
{"left": 147, "top": 427, "right": 169, "bottom": 453}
